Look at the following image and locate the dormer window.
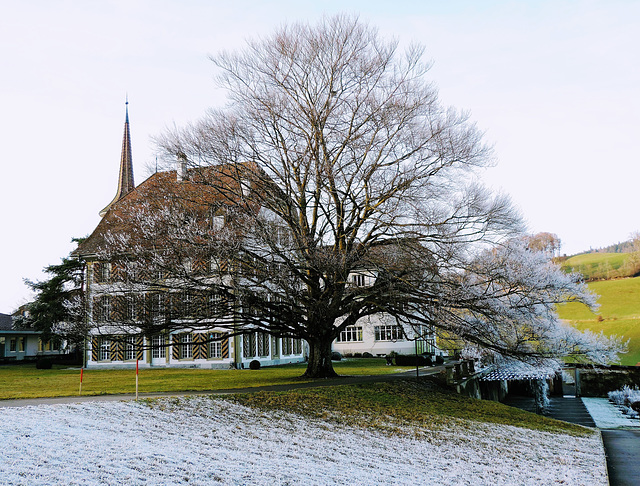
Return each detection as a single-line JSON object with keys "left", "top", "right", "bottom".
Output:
{"left": 352, "top": 274, "right": 366, "bottom": 286}
{"left": 212, "top": 214, "right": 225, "bottom": 231}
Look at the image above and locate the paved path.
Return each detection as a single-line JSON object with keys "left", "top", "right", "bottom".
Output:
{"left": 600, "top": 429, "right": 640, "bottom": 486}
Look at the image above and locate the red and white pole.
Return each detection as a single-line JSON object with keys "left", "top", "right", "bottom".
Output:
{"left": 79, "top": 368, "right": 84, "bottom": 395}
{"left": 135, "top": 359, "right": 139, "bottom": 400}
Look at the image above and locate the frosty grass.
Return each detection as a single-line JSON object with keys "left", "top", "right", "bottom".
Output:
{"left": 0, "top": 396, "right": 606, "bottom": 485}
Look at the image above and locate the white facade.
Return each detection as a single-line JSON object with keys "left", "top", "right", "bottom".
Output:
{"left": 332, "top": 314, "right": 438, "bottom": 357}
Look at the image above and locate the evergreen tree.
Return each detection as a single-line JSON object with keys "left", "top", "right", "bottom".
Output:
{"left": 20, "top": 239, "right": 87, "bottom": 349}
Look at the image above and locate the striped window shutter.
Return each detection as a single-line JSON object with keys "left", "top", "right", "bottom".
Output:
{"left": 91, "top": 337, "right": 99, "bottom": 362}
{"left": 172, "top": 334, "right": 180, "bottom": 360}
{"left": 193, "top": 333, "right": 204, "bottom": 360}
{"left": 221, "top": 336, "right": 229, "bottom": 359}
{"left": 93, "top": 262, "right": 102, "bottom": 284}
{"left": 109, "top": 339, "right": 118, "bottom": 361}
{"left": 136, "top": 335, "right": 144, "bottom": 360}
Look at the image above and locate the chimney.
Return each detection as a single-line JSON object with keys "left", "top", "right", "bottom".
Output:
{"left": 177, "top": 153, "right": 187, "bottom": 182}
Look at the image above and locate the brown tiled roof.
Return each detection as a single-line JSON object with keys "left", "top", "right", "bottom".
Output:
{"left": 74, "top": 163, "right": 259, "bottom": 259}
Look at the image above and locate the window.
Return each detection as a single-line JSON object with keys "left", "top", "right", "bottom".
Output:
{"left": 243, "top": 333, "right": 256, "bottom": 358}
{"left": 351, "top": 274, "right": 366, "bottom": 286}
{"left": 293, "top": 338, "right": 302, "bottom": 355}
{"left": 94, "top": 296, "right": 111, "bottom": 323}
{"left": 257, "top": 332, "right": 270, "bottom": 357}
{"left": 179, "top": 333, "right": 193, "bottom": 359}
{"left": 149, "top": 293, "right": 165, "bottom": 322}
{"left": 124, "top": 336, "right": 137, "bottom": 361}
{"left": 282, "top": 337, "right": 293, "bottom": 356}
{"left": 152, "top": 335, "right": 166, "bottom": 359}
{"left": 208, "top": 333, "right": 222, "bottom": 358}
{"left": 181, "top": 292, "right": 194, "bottom": 318}
{"left": 41, "top": 339, "right": 60, "bottom": 351}
{"left": 18, "top": 337, "right": 24, "bottom": 352}
{"left": 94, "top": 262, "right": 110, "bottom": 284}
{"left": 99, "top": 338, "right": 111, "bottom": 361}
{"left": 374, "top": 325, "right": 404, "bottom": 341}
{"left": 208, "top": 292, "right": 228, "bottom": 317}
{"left": 126, "top": 295, "right": 138, "bottom": 322}
{"left": 9, "top": 338, "right": 16, "bottom": 352}
{"left": 336, "top": 326, "right": 363, "bottom": 342}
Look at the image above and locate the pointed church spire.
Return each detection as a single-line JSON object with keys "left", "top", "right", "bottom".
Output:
{"left": 100, "top": 99, "right": 135, "bottom": 217}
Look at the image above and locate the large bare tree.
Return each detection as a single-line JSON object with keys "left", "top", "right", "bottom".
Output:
{"left": 98, "top": 15, "right": 623, "bottom": 377}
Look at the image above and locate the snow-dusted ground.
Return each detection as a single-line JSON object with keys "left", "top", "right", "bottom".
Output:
{"left": 0, "top": 396, "right": 607, "bottom": 486}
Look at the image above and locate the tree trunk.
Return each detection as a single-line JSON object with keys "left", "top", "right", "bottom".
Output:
{"left": 303, "top": 336, "right": 338, "bottom": 378}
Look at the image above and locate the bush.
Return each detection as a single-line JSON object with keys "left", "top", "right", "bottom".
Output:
{"left": 249, "top": 359, "right": 261, "bottom": 370}
{"left": 362, "top": 352, "right": 373, "bottom": 358}
{"left": 395, "top": 354, "right": 430, "bottom": 366}
{"left": 608, "top": 385, "right": 640, "bottom": 418}
{"left": 434, "top": 355, "right": 444, "bottom": 365}
{"left": 331, "top": 351, "right": 342, "bottom": 361}
{"left": 35, "top": 358, "right": 53, "bottom": 370}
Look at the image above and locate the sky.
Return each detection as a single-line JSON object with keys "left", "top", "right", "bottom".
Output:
{"left": 1, "top": 0, "right": 638, "bottom": 312}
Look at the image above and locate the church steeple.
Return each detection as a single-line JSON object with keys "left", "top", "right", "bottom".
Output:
{"left": 100, "top": 99, "right": 135, "bottom": 217}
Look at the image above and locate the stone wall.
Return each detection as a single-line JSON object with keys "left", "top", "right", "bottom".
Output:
{"left": 575, "top": 365, "right": 640, "bottom": 397}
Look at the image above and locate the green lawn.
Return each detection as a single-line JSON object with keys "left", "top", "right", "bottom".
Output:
{"left": 557, "top": 276, "right": 640, "bottom": 366}
{"left": 0, "top": 358, "right": 413, "bottom": 400}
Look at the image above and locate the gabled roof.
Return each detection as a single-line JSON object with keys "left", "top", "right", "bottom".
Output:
{"left": 0, "top": 313, "right": 13, "bottom": 331}
{"left": 73, "top": 163, "right": 260, "bottom": 259}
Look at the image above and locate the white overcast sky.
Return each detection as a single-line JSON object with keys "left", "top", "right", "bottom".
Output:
{"left": 1, "top": 0, "right": 638, "bottom": 312}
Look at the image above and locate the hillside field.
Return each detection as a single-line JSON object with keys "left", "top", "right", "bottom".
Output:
{"left": 557, "top": 276, "right": 640, "bottom": 366}
{"left": 561, "top": 252, "right": 634, "bottom": 281}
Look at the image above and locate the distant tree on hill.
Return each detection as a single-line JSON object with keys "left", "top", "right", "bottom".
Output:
{"left": 624, "top": 231, "right": 640, "bottom": 276}
{"left": 526, "top": 232, "right": 561, "bottom": 257}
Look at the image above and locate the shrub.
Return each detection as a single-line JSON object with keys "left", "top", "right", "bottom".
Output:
{"left": 434, "top": 355, "right": 445, "bottom": 365}
{"left": 608, "top": 385, "right": 640, "bottom": 419}
{"left": 395, "top": 354, "right": 430, "bottom": 366}
{"left": 362, "top": 352, "right": 373, "bottom": 358}
{"left": 249, "top": 360, "right": 261, "bottom": 370}
{"left": 331, "top": 351, "right": 342, "bottom": 361}
{"left": 353, "top": 352, "right": 363, "bottom": 358}
{"left": 36, "top": 358, "right": 53, "bottom": 370}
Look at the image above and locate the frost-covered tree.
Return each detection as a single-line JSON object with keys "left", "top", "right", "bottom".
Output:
{"left": 96, "top": 15, "right": 623, "bottom": 377}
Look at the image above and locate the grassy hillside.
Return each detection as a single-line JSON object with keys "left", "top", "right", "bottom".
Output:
{"left": 557, "top": 276, "right": 640, "bottom": 366}
{"left": 561, "top": 252, "right": 634, "bottom": 281}
{"left": 230, "top": 380, "right": 590, "bottom": 436}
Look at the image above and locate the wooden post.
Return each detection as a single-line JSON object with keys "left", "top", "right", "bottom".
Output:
{"left": 79, "top": 368, "right": 83, "bottom": 395}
